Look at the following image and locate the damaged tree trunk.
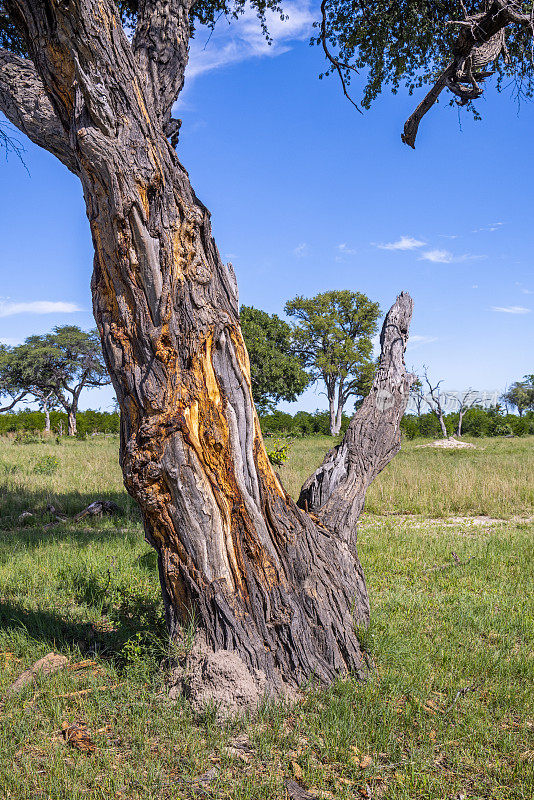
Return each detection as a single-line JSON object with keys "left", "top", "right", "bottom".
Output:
{"left": 299, "top": 293, "right": 415, "bottom": 536}
{"left": 0, "top": 0, "right": 415, "bottom": 702}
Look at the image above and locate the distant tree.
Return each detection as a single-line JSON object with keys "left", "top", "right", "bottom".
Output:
{"left": 240, "top": 306, "right": 309, "bottom": 415}
{"left": 421, "top": 367, "right": 449, "bottom": 439}
{"left": 0, "top": 327, "right": 109, "bottom": 435}
{"left": 285, "top": 290, "right": 380, "bottom": 435}
{"left": 0, "top": 338, "right": 60, "bottom": 428}
{"left": 0, "top": 343, "right": 28, "bottom": 412}
{"left": 454, "top": 389, "right": 481, "bottom": 437}
{"left": 409, "top": 377, "right": 425, "bottom": 417}
{"left": 43, "top": 326, "right": 110, "bottom": 435}
{"left": 501, "top": 379, "right": 534, "bottom": 417}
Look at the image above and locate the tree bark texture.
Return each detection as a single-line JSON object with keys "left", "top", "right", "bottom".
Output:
{"left": 67, "top": 406, "right": 77, "bottom": 437}
{"left": 0, "top": 0, "right": 414, "bottom": 699}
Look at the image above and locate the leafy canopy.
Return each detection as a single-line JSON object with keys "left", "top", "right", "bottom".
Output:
{"left": 3, "top": 0, "right": 534, "bottom": 137}
{"left": 316, "top": 0, "right": 534, "bottom": 111}
{"left": 0, "top": 0, "right": 287, "bottom": 56}
{"left": 501, "top": 376, "right": 534, "bottom": 414}
{"left": 0, "top": 326, "right": 109, "bottom": 408}
{"left": 240, "top": 305, "right": 309, "bottom": 414}
{"left": 285, "top": 289, "right": 379, "bottom": 405}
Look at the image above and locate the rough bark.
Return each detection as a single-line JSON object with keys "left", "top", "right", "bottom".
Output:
{"left": 299, "top": 293, "right": 415, "bottom": 540}
{"left": 67, "top": 405, "right": 77, "bottom": 437}
{"left": 0, "top": 48, "right": 77, "bottom": 172}
{"left": 1, "top": 0, "right": 414, "bottom": 702}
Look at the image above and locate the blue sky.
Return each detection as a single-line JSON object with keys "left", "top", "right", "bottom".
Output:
{"left": 1, "top": 0, "right": 532, "bottom": 413}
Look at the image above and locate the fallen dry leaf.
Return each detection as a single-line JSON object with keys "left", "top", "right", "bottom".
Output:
{"left": 61, "top": 721, "right": 96, "bottom": 753}
{"left": 359, "top": 755, "right": 373, "bottom": 769}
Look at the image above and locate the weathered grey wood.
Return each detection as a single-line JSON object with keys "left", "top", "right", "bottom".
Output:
{"left": 299, "top": 293, "right": 415, "bottom": 542}
{"left": 0, "top": 0, "right": 413, "bottom": 702}
{"left": 0, "top": 48, "right": 77, "bottom": 172}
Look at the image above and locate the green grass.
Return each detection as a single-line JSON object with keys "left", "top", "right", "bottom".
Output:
{"left": 279, "top": 435, "right": 534, "bottom": 518}
{"left": 0, "top": 434, "right": 532, "bottom": 799}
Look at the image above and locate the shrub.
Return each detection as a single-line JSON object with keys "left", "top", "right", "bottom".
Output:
{"left": 266, "top": 438, "right": 292, "bottom": 466}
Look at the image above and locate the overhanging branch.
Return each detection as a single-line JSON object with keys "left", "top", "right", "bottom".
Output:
{"left": 0, "top": 391, "right": 28, "bottom": 412}
{"left": 402, "top": 0, "right": 533, "bottom": 148}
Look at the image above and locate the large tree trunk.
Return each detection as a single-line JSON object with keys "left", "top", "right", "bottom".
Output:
{"left": 0, "top": 0, "right": 415, "bottom": 708}
{"left": 44, "top": 403, "right": 50, "bottom": 433}
{"left": 88, "top": 152, "right": 370, "bottom": 695}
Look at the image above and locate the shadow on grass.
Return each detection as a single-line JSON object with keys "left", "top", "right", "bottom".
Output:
{"left": 0, "top": 484, "right": 141, "bottom": 535}
{"left": 0, "top": 591, "right": 166, "bottom": 664}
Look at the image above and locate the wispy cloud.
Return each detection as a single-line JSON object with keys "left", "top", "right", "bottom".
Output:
{"left": 420, "top": 249, "right": 485, "bottom": 264}
{"left": 515, "top": 282, "right": 533, "bottom": 295}
{"left": 337, "top": 243, "right": 357, "bottom": 255}
{"left": 0, "top": 301, "right": 81, "bottom": 318}
{"left": 406, "top": 334, "right": 438, "bottom": 350}
{"left": 185, "top": 2, "right": 313, "bottom": 81}
{"left": 0, "top": 337, "right": 21, "bottom": 346}
{"left": 293, "top": 242, "right": 308, "bottom": 258}
{"left": 376, "top": 235, "right": 426, "bottom": 251}
{"left": 472, "top": 222, "right": 504, "bottom": 233}
{"left": 491, "top": 305, "right": 531, "bottom": 314}
{"left": 419, "top": 249, "right": 453, "bottom": 263}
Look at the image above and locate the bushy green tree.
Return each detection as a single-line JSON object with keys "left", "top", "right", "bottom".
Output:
{"left": 0, "top": 327, "right": 109, "bottom": 435}
{"left": 0, "top": 337, "right": 60, "bottom": 428}
{"left": 240, "top": 306, "right": 309, "bottom": 415}
{"left": 285, "top": 290, "right": 379, "bottom": 435}
{"left": 501, "top": 378, "right": 534, "bottom": 416}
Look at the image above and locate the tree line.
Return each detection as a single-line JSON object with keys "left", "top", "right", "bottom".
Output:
{"left": 0, "top": 289, "right": 380, "bottom": 437}
{"left": 1, "top": 301, "right": 532, "bottom": 440}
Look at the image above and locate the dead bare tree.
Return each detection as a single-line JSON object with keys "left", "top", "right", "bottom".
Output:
{"left": 421, "top": 368, "right": 449, "bottom": 439}
{"left": 454, "top": 389, "right": 481, "bottom": 437}
{"left": 0, "top": 2, "right": 415, "bottom": 706}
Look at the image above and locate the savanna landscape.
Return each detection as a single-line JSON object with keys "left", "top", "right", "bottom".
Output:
{"left": 1, "top": 0, "right": 534, "bottom": 797}
{"left": 0, "top": 432, "right": 532, "bottom": 799}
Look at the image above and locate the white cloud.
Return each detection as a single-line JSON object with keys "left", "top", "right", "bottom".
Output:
{"left": 515, "top": 282, "right": 533, "bottom": 295}
{"left": 420, "top": 249, "right": 485, "bottom": 264}
{"left": 409, "top": 335, "right": 438, "bottom": 344}
{"left": 185, "top": 2, "right": 313, "bottom": 81}
{"left": 420, "top": 249, "right": 453, "bottom": 263}
{"left": 376, "top": 235, "right": 426, "bottom": 251}
{"left": 337, "top": 243, "right": 357, "bottom": 255}
{"left": 472, "top": 222, "right": 504, "bottom": 233}
{"left": 293, "top": 242, "right": 308, "bottom": 257}
{"left": 0, "top": 337, "right": 21, "bottom": 346}
{"left": 491, "top": 305, "right": 531, "bottom": 314}
{"left": 0, "top": 301, "right": 81, "bottom": 318}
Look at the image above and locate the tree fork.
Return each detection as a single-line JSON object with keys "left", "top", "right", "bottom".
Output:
{"left": 1, "top": 0, "right": 415, "bottom": 707}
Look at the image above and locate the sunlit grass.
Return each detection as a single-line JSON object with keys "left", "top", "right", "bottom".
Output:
{"left": 278, "top": 435, "right": 534, "bottom": 518}
{"left": 0, "top": 434, "right": 532, "bottom": 798}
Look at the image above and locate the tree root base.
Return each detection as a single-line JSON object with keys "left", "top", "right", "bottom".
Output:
{"left": 169, "top": 636, "right": 300, "bottom": 717}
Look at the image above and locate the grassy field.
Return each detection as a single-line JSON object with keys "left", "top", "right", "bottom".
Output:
{"left": 279, "top": 435, "right": 534, "bottom": 518}
{"left": 0, "top": 434, "right": 532, "bottom": 799}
